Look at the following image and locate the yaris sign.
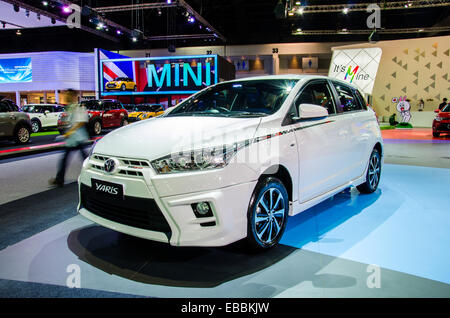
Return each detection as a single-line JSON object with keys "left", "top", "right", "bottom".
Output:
{"left": 328, "top": 48, "right": 382, "bottom": 95}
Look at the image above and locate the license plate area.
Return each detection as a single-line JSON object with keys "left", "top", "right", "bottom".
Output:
{"left": 92, "top": 178, "right": 124, "bottom": 199}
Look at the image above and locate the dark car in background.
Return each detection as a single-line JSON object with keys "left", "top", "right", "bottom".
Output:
{"left": 0, "top": 100, "right": 32, "bottom": 144}
{"left": 433, "top": 103, "right": 450, "bottom": 137}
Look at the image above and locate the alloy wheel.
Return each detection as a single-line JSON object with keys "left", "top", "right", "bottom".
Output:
{"left": 94, "top": 121, "right": 101, "bottom": 135}
{"left": 18, "top": 127, "right": 29, "bottom": 143}
{"left": 254, "top": 187, "right": 286, "bottom": 245}
{"left": 31, "top": 122, "right": 39, "bottom": 133}
{"left": 368, "top": 154, "right": 380, "bottom": 189}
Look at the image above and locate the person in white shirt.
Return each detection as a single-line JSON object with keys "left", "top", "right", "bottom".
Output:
{"left": 49, "top": 90, "right": 89, "bottom": 187}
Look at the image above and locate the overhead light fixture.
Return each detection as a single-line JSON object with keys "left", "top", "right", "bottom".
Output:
{"left": 295, "top": 1, "right": 301, "bottom": 5}
{"left": 37, "top": 13, "right": 41, "bottom": 20}
{"left": 298, "top": 7, "right": 304, "bottom": 14}
{"left": 418, "top": 28, "right": 424, "bottom": 32}
{"left": 42, "top": 1, "right": 48, "bottom": 6}
{"left": 288, "top": 11, "right": 294, "bottom": 16}
{"left": 62, "top": 6, "right": 71, "bottom": 14}
{"left": 51, "top": 17, "right": 56, "bottom": 24}
{"left": 16, "top": 29, "right": 22, "bottom": 36}
{"left": 343, "top": 8, "right": 349, "bottom": 14}
{"left": 132, "top": 36, "right": 137, "bottom": 42}
{"left": 167, "top": 0, "right": 172, "bottom": 4}
{"left": 13, "top": 4, "right": 20, "bottom": 12}
{"left": 157, "top": 8, "right": 162, "bottom": 16}
{"left": 188, "top": 16, "right": 195, "bottom": 23}
{"left": 25, "top": 9, "right": 30, "bottom": 17}
{"left": 116, "top": 29, "right": 122, "bottom": 35}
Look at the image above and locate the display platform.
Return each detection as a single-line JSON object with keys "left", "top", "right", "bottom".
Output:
{"left": 0, "top": 164, "right": 449, "bottom": 298}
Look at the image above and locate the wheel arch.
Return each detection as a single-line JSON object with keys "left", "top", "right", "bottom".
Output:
{"left": 258, "top": 165, "right": 293, "bottom": 203}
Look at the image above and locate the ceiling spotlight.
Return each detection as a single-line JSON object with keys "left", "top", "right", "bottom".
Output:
{"left": 418, "top": 28, "right": 424, "bottom": 32}
{"left": 25, "top": 9, "right": 30, "bottom": 17}
{"left": 62, "top": 6, "right": 71, "bottom": 14}
{"left": 188, "top": 16, "right": 195, "bottom": 23}
{"left": 37, "top": 13, "right": 41, "bottom": 20}
{"left": 157, "top": 8, "right": 162, "bottom": 16}
{"left": 288, "top": 11, "right": 294, "bottom": 16}
{"left": 96, "top": 22, "right": 105, "bottom": 29}
{"left": 42, "top": 1, "right": 48, "bottom": 6}
{"left": 295, "top": 1, "right": 301, "bottom": 4}
{"left": 342, "top": 28, "right": 348, "bottom": 32}
{"left": 16, "top": 29, "right": 22, "bottom": 36}
{"left": 2, "top": 22, "right": 6, "bottom": 28}
{"left": 132, "top": 36, "right": 137, "bottom": 42}
{"left": 167, "top": 0, "right": 172, "bottom": 4}
{"left": 298, "top": 7, "right": 304, "bottom": 14}
{"left": 343, "top": 8, "right": 349, "bottom": 14}
{"left": 13, "top": 4, "right": 19, "bottom": 12}
{"left": 51, "top": 17, "right": 56, "bottom": 24}
{"left": 116, "top": 29, "right": 122, "bottom": 35}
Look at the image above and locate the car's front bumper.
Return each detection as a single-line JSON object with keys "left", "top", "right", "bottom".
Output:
{"left": 78, "top": 156, "right": 257, "bottom": 247}
{"left": 433, "top": 121, "right": 450, "bottom": 132}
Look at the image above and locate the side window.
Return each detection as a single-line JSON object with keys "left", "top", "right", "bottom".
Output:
{"left": 333, "top": 83, "right": 362, "bottom": 113}
{"left": 44, "top": 106, "right": 54, "bottom": 113}
{"left": 295, "top": 82, "right": 336, "bottom": 115}
{"left": 354, "top": 89, "right": 368, "bottom": 110}
{"left": 0, "top": 102, "right": 8, "bottom": 112}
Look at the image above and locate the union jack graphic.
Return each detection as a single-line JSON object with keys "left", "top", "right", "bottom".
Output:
{"left": 100, "top": 49, "right": 137, "bottom": 88}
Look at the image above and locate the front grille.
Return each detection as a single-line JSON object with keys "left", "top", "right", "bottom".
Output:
{"left": 80, "top": 183, "right": 171, "bottom": 239}
{"left": 438, "top": 123, "right": 450, "bottom": 131}
{"left": 92, "top": 155, "right": 149, "bottom": 168}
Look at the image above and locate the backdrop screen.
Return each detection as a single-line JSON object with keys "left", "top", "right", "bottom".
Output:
{"left": 0, "top": 58, "right": 32, "bottom": 83}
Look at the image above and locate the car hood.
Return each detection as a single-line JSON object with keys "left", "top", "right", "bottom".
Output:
{"left": 94, "top": 116, "right": 262, "bottom": 161}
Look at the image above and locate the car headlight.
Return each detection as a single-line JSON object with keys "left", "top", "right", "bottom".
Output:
{"left": 151, "top": 141, "right": 248, "bottom": 174}
{"left": 435, "top": 116, "right": 443, "bottom": 121}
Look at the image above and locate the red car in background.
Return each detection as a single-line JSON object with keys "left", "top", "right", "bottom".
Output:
{"left": 58, "top": 99, "right": 128, "bottom": 136}
{"left": 432, "top": 103, "right": 450, "bottom": 137}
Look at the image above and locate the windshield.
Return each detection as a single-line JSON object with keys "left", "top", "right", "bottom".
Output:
{"left": 133, "top": 105, "right": 161, "bottom": 112}
{"left": 22, "top": 105, "right": 37, "bottom": 113}
{"left": 166, "top": 79, "right": 298, "bottom": 118}
{"left": 81, "top": 100, "right": 101, "bottom": 110}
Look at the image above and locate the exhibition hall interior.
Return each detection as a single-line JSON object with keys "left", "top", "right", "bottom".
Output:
{"left": 0, "top": 0, "right": 449, "bottom": 299}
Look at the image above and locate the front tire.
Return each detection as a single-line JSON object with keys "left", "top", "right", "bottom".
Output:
{"left": 357, "top": 148, "right": 381, "bottom": 194}
{"left": 121, "top": 118, "right": 129, "bottom": 126}
{"left": 31, "top": 120, "right": 41, "bottom": 133}
{"left": 245, "top": 177, "right": 289, "bottom": 251}
{"left": 91, "top": 120, "right": 102, "bottom": 135}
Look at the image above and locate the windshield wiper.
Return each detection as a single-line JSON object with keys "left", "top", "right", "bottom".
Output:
{"left": 231, "top": 112, "right": 269, "bottom": 117}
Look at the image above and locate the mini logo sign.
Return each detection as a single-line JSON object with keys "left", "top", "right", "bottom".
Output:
{"left": 345, "top": 65, "right": 360, "bottom": 83}
{"left": 104, "top": 158, "right": 117, "bottom": 173}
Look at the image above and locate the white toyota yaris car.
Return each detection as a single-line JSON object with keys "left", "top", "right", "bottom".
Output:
{"left": 78, "top": 75, "right": 383, "bottom": 250}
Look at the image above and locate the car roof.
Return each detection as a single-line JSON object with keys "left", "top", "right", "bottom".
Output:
{"left": 24, "top": 104, "right": 63, "bottom": 107}
{"left": 228, "top": 74, "right": 359, "bottom": 90}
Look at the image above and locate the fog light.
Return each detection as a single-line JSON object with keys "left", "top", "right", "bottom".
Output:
{"left": 196, "top": 202, "right": 210, "bottom": 215}
{"left": 192, "top": 202, "right": 213, "bottom": 218}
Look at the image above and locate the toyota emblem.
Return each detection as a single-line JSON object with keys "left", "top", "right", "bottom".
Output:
{"left": 104, "top": 158, "right": 117, "bottom": 173}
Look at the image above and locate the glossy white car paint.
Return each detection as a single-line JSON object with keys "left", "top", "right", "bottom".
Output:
{"left": 78, "top": 75, "right": 383, "bottom": 247}
{"left": 24, "top": 104, "right": 65, "bottom": 130}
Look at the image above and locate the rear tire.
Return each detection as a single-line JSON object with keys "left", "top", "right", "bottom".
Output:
{"left": 357, "top": 148, "right": 381, "bottom": 194}
{"left": 245, "top": 177, "right": 289, "bottom": 251}
{"left": 433, "top": 132, "right": 440, "bottom": 137}
{"left": 14, "top": 125, "right": 31, "bottom": 144}
{"left": 121, "top": 118, "right": 129, "bottom": 126}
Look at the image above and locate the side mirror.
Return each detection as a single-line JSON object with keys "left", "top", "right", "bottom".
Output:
{"left": 434, "top": 109, "right": 440, "bottom": 113}
{"left": 298, "top": 103, "right": 329, "bottom": 119}
{"left": 44, "top": 110, "right": 50, "bottom": 114}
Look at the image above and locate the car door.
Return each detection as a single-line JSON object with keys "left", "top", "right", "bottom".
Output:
{"left": 0, "top": 101, "right": 14, "bottom": 137}
{"left": 329, "top": 81, "right": 366, "bottom": 184}
{"left": 291, "top": 80, "right": 342, "bottom": 203}
{"left": 101, "top": 102, "right": 113, "bottom": 128}
{"left": 34, "top": 106, "right": 48, "bottom": 127}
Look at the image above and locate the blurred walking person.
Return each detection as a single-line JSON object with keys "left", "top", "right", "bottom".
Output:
{"left": 49, "top": 90, "right": 89, "bottom": 187}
